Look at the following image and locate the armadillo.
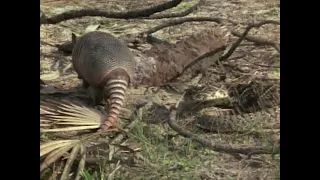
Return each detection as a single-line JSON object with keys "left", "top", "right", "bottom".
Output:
{"left": 72, "top": 31, "right": 136, "bottom": 130}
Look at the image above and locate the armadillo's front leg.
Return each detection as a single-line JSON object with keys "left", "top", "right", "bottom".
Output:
{"left": 82, "top": 79, "right": 90, "bottom": 89}
{"left": 77, "top": 75, "right": 90, "bottom": 89}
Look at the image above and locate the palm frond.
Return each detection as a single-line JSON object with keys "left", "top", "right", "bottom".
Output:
{"left": 60, "top": 143, "right": 81, "bottom": 180}
{"left": 41, "top": 126, "right": 100, "bottom": 133}
{"left": 75, "top": 144, "right": 87, "bottom": 180}
{"left": 40, "top": 139, "right": 88, "bottom": 180}
{"left": 40, "top": 140, "right": 81, "bottom": 172}
{"left": 40, "top": 99, "right": 105, "bottom": 132}
{"left": 40, "top": 140, "right": 76, "bottom": 157}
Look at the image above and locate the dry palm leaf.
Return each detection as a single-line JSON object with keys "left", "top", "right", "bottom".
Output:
{"left": 40, "top": 139, "right": 88, "bottom": 180}
{"left": 39, "top": 98, "right": 122, "bottom": 179}
{"left": 40, "top": 140, "right": 80, "bottom": 171}
{"left": 60, "top": 143, "right": 81, "bottom": 180}
{"left": 40, "top": 99, "right": 105, "bottom": 132}
{"left": 75, "top": 144, "right": 87, "bottom": 180}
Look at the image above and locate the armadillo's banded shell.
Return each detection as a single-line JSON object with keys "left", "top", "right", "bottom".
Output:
{"left": 72, "top": 31, "right": 135, "bottom": 87}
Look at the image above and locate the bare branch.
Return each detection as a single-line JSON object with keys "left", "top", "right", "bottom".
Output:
{"left": 40, "top": 40, "right": 56, "bottom": 48}
{"left": 43, "top": 17, "right": 222, "bottom": 55}
{"left": 242, "top": 54, "right": 280, "bottom": 68}
{"left": 168, "top": 106, "right": 280, "bottom": 155}
{"left": 231, "top": 30, "right": 280, "bottom": 53}
{"left": 219, "top": 20, "right": 280, "bottom": 62}
{"left": 146, "top": 35, "right": 171, "bottom": 45}
{"left": 40, "top": 0, "right": 183, "bottom": 25}
{"left": 168, "top": 46, "right": 227, "bottom": 82}
{"left": 144, "top": 0, "right": 205, "bottom": 19}
{"left": 165, "top": 20, "right": 280, "bottom": 82}
{"left": 145, "top": 17, "right": 222, "bottom": 35}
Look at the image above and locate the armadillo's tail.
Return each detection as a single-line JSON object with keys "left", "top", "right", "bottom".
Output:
{"left": 100, "top": 78, "right": 128, "bottom": 130}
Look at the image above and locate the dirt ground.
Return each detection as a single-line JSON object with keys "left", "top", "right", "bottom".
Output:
{"left": 40, "top": 0, "right": 280, "bottom": 179}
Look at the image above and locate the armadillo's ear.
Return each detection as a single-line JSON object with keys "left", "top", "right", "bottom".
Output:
{"left": 71, "top": 33, "right": 77, "bottom": 44}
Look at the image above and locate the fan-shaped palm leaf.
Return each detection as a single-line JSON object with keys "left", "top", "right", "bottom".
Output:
{"left": 75, "top": 144, "right": 87, "bottom": 180}
{"left": 40, "top": 140, "right": 80, "bottom": 172}
{"left": 60, "top": 143, "right": 81, "bottom": 180}
{"left": 40, "top": 99, "right": 110, "bottom": 179}
{"left": 40, "top": 99, "right": 105, "bottom": 132}
{"left": 40, "top": 139, "right": 88, "bottom": 180}
{"left": 40, "top": 140, "right": 76, "bottom": 157}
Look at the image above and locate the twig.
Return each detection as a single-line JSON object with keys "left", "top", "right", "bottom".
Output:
{"left": 144, "top": 0, "right": 205, "bottom": 19}
{"left": 167, "top": 97, "right": 280, "bottom": 155}
{"left": 60, "top": 144, "right": 81, "bottom": 180}
{"left": 219, "top": 20, "right": 280, "bottom": 62}
{"left": 231, "top": 30, "right": 280, "bottom": 53}
{"left": 145, "top": 17, "right": 222, "bottom": 35}
{"left": 108, "top": 112, "right": 140, "bottom": 145}
{"left": 243, "top": 56, "right": 280, "bottom": 68}
{"left": 146, "top": 35, "right": 171, "bottom": 45}
{"left": 40, "top": 40, "right": 56, "bottom": 48}
{"left": 166, "top": 20, "right": 279, "bottom": 82}
{"left": 40, "top": 0, "right": 183, "bottom": 24}
{"left": 168, "top": 46, "right": 227, "bottom": 82}
{"left": 227, "top": 54, "right": 247, "bottom": 61}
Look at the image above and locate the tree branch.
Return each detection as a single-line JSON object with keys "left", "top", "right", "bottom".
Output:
{"left": 144, "top": 0, "right": 205, "bottom": 19}
{"left": 146, "top": 35, "right": 171, "bottom": 45}
{"left": 40, "top": 0, "right": 183, "bottom": 25}
{"left": 231, "top": 30, "right": 280, "bottom": 53}
{"left": 219, "top": 20, "right": 280, "bottom": 62}
{"left": 168, "top": 46, "right": 227, "bottom": 82}
{"left": 145, "top": 17, "right": 222, "bottom": 35}
{"left": 165, "top": 20, "right": 280, "bottom": 82}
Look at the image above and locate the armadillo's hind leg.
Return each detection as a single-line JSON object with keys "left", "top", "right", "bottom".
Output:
{"left": 88, "top": 87, "right": 104, "bottom": 107}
